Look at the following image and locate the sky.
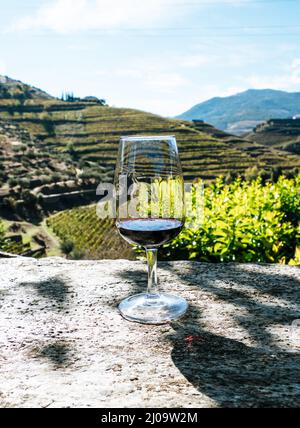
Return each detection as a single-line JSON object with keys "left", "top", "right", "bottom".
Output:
{"left": 0, "top": 0, "right": 300, "bottom": 117}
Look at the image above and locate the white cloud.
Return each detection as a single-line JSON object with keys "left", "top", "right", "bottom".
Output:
{"left": 114, "top": 69, "right": 142, "bottom": 79}
{"left": 142, "top": 83, "right": 248, "bottom": 116}
{"left": 132, "top": 98, "right": 191, "bottom": 117}
{"left": 145, "top": 71, "right": 189, "bottom": 91}
{"left": 246, "top": 75, "right": 288, "bottom": 90}
{"left": 177, "top": 50, "right": 260, "bottom": 70}
{"left": 219, "top": 86, "right": 247, "bottom": 97}
{"left": 245, "top": 59, "right": 300, "bottom": 91}
{"left": 180, "top": 54, "right": 212, "bottom": 68}
{"left": 9, "top": 0, "right": 256, "bottom": 33}
{"left": 95, "top": 65, "right": 189, "bottom": 93}
{"left": 10, "top": 0, "right": 176, "bottom": 33}
{"left": 291, "top": 58, "right": 300, "bottom": 73}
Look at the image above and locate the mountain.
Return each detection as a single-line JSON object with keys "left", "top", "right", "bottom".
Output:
{"left": 177, "top": 89, "right": 300, "bottom": 135}
{"left": 246, "top": 118, "right": 300, "bottom": 155}
{"left": 0, "top": 75, "right": 53, "bottom": 101}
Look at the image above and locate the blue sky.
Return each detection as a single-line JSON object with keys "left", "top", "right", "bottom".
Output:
{"left": 1, "top": 0, "right": 300, "bottom": 116}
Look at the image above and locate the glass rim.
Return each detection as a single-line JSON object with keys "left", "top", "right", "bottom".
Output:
{"left": 120, "top": 135, "right": 176, "bottom": 142}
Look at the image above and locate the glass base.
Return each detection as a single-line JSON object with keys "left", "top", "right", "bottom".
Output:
{"left": 118, "top": 293, "right": 188, "bottom": 324}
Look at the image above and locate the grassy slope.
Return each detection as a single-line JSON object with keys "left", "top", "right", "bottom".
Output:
{"left": 0, "top": 99, "right": 300, "bottom": 182}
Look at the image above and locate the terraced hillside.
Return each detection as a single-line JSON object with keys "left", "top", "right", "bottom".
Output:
{"left": 1, "top": 98, "right": 300, "bottom": 183}
{"left": 0, "top": 118, "right": 77, "bottom": 189}
{"left": 246, "top": 119, "right": 300, "bottom": 155}
{"left": 46, "top": 205, "right": 134, "bottom": 260}
{"left": 0, "top": 117, "right": 80, "bottom": 221}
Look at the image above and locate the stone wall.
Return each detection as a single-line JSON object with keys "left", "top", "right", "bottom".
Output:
{"left": 0, "top": 258, "right": 299, "bottom": 408}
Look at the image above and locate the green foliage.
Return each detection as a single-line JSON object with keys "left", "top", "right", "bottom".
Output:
{"left": 51, "top": 172, "right": 62, "bottom": 183}
{"left": 62, "top": 92, "right": 76, "bottom": 102}
{"left": 161, "top": 176, "right": 300, "bottom": 264}
{"left": 61, "top": 92, "right": 106, "bottom": 105}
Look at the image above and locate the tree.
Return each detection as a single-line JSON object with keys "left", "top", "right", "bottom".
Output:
{"left": 67, "top": 142, "right": 78, "bottom": 161}
{"left": 22, "top": 190, "right": 37, "bottom": 208}
{"left": 43, "top": 120, "right": 55, "bottom": 136}
{"left": 271, "top": 166, "right": 283, "bottom": 183}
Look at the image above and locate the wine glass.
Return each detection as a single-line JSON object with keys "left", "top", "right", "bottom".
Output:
{"left": 114, "top": 135, "right": 188, "bottom": 324}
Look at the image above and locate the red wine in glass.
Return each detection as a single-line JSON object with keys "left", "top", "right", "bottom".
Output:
{"left": 117, "top": 218, "right": 184, "bottom": 247}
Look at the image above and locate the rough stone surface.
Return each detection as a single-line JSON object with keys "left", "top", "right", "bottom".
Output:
{"left": 0, "top": 258, "right": 300, "bottom": 408}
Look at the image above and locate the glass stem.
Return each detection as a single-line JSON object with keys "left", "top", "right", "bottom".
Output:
{"left": 146, "top": 248, "right": 159, "bottom": 296}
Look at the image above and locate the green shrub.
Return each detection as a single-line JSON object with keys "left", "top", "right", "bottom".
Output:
{"left": 70, "top": 248, "right": 86, "bottom": 260}
{"left": 60, "top": 240, "right": 74, "bottom": 256}
{"left": 67, "top": 143, "right": 79, "bottom": 161}
{"left": 22, "top": 190, "right": 37, "bottom": 207}
{"left": 160, "top": 176, "right": 300, "bottom": 264}
{"left": 19, "top": 178, "right": 31, "bottom": 189}
{"left": 8, "top": 177, "right": 18, "bottom": 187}
{"left": 51, "top": 172, "right": 61, "bottom": 183}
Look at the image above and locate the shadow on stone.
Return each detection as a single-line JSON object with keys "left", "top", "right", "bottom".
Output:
{"left": 161, "top": 262, "right": 300, "bottom": 348}
{"left": 169, "top": 304, "right": 300, "bottom": 408}
{"left": 37, "top": 342, "right": 73, "bottom": 369}
{"left": 114, "top": 261, "right": 300, "bottom": 406}
{"left": 220, "top": 263, "right": 300, "bottom": 302}
{"left": 20, "top": 276, "right": 70, "bottom": 307}
{"left": 159, "top": 261, "right": 300, "bottom": 407}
